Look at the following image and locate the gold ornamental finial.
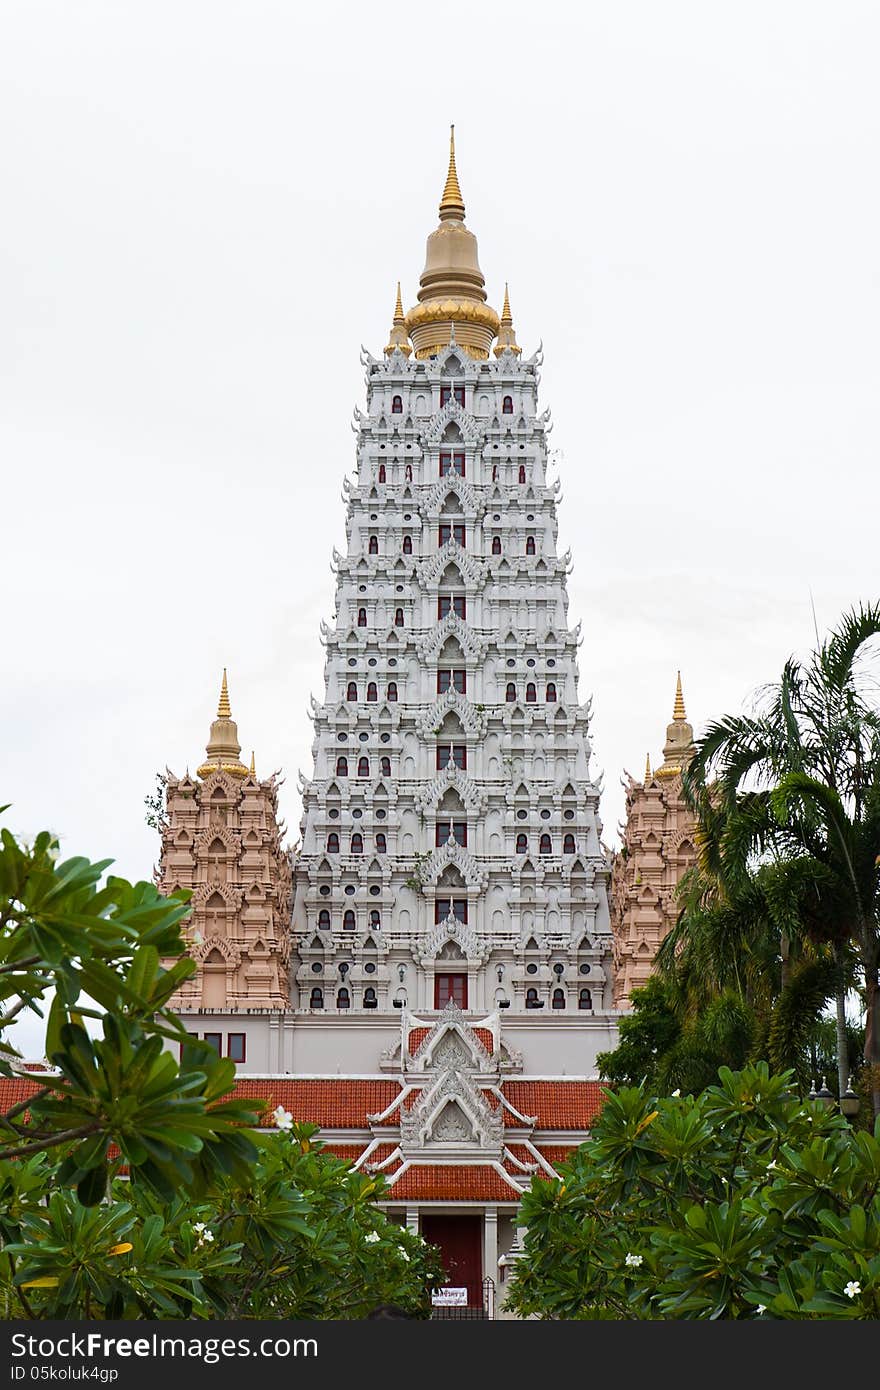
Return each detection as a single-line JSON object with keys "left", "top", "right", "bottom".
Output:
{"left": 501, "top": 283, "right": 512, "bottom": 325}
{"left": 494, "top": 281, "right": 522, "bottom": 356}
{"left": 218, "top": 668, "right": 231, "bottom": 719}
{"left": 250, "top": 750, "right": 256, "bottom": 777}
{"left": 644, "top": 753, "right": 652, "bottom": 784}
{"left": 439, "top": 124, "right": 465, "bottom": 221}
{"left": 673, "top": 671, "right": 687, "bottom": 722}
{"left": 384, "top": 281, "right": 412, "bottom": 356}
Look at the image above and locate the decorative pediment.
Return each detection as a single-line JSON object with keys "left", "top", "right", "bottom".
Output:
{"left": 191, "top": 882, "right": 243, "bottom": 911}
{"left": 414, "top": 766, "right": 486, "bottom": 816}
{"left": 422, "top": 476, "right": 482, "bottom": 520}
{"left": 190, "top": 935, "right": 241, "bottom": 968}
{"left": 420, "top": 841, "right": 487, "bottom": 892}
{"left": 417, "top": 690, "right": 488, "bottom": 740}
{"left": 406, "top": 1004, "right": 496, "bottom": 1074}
{"left": 398, "top": 1067, "right": 504, "bottom": 1154}
{"left": 416, "top": 613, "right": 486, "bottom": 664}
{"left": 416, "top": 540, "right": 486, "bottom": 591}
{"left": 413, "top": 913, "right": 490, "bottom": 966}
{"left": 420, "top": 399, "right": 484, "bottom": 447}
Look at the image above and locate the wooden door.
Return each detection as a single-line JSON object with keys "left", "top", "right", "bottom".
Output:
{"left": 422, "top": 1215, "right": 483, "bottom": 1307}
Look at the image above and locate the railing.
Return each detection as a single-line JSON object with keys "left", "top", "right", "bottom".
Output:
{"left": 430, "top": 1278, "right": 495, "bottom": 1321}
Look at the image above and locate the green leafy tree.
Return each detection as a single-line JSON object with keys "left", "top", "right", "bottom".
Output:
{"left": 507, "top": 1064, "right": 880, "bottom": 1320}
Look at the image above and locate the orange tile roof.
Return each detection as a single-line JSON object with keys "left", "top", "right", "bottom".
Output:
{"left": 407, "top": 1025, "right": 494, "bottom": 1056}
{"left": 232, "top": 1078, "right": 402, "bottom": 1127}
{"left": 502, "top": 1081, "right": 604, "bottom": 1128}
{"left": 387, "top": 1164, "right": 522, "bottom": 1202}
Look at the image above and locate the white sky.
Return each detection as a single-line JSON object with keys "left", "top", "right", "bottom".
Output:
{"left": 2, "top": 0, "right": 879, "bottom": 927}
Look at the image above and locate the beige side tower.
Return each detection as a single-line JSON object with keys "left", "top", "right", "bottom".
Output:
{"left": 157, "top": 673, "right": 292, "bottom": 1010}
{"left": 610, "top": 674, "right": 699, "bottom": 1007}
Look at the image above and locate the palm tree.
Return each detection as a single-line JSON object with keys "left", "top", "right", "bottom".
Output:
{"left": 681, "top": 603, "right": 880, "bottom": 1115}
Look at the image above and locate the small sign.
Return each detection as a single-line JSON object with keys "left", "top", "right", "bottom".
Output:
{"left": 432, "top": 1286, "right": 468, "bottom": 1306}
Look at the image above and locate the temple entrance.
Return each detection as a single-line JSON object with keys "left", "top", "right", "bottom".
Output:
{"left": 422, "top": 1214, "right": 483, "bottom": 1307}
{"left": 434, "top": 972, "right": 468, "bottom": 1008}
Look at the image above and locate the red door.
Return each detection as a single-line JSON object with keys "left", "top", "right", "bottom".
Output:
{"left": 435, "top": 973, "right": 468, "bottom": 1009}
{"left": 422, "top": 1215, "right": 483, "bottom": 1307}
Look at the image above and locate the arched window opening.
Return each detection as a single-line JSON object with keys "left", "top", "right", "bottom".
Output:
{"left": 378, "top": 464, "right": 386, "bottom": 483}
{"left": 578, "top": 988, "right": 593, "bottom": 1011}
{"left": 518, "top": 464, "right": 526, "bottom": 484}
{"left": 357, "top": 756, "right": 369, "bottom": 777}
{"left": 563, "top": 833, "right": 576, "bottom": 854}
{"left": 526, "top": 682, "right": 537, "bottom": 703}
{"left": 309, "top": 987, "right": 324, "bottom": 1009}
{"left": 405, "top": 463, "right": 412, "bottom": 482}
{"left": 346, "top": 681, "right": 358, "bottom": 702}
{"left": 343, "top": 909, "right": 356, "bottom": 931}
{"left": 402, "top": 534, "right": 412, "bottom": 554}
{"left": 539, "top": 833, "right": 552, "bottom": 855}
{"left": 525, "top": 535, "right": 536, "bottom": 555}
{"left": 391, "top": 394, "right": 403, "bottom": 414}
{"left": 492, "top": 463, "right": 498, "bottom": 481}
{"left": 525, "top": 987, "right": 542, "bottom": 1009}
{"left": 515, "top": 833, "right": 528, "bottom": 854}
{"left": 380, "top": 756, "right": 391, "bottom": 777}
{"left": 327, "top": 833, "right": 340, "bottom": 854}
{"left": 506, "top": 682, "right": 517, "bottom": 702}
{"left": 368, "top": 535, "right": 378, "bottom": 555}
{"left": 351, "top": 832, "right": 363, "bottom": 855}
{"left": 364, "top": 987, "right": 378, "bottom": 1009}
{"left": 336, "top": 756, "right": 348, "bottom": 777}
{"left": 387, "top": 681, "right": 398, "bottom": 702}
{"left": 367, "top": 681, "right": 378, "bottom": 702}
{"left": 552, "top": 988, "right": 566, "bottom": 1010}
{"left": 394, "top": 607, "right": 404, "bottom": 627}
{"left": 492, "top": 536, "right": 502, "bottom": 555}
{"left": 318, "top": 909, "right": 330, "bottom": 929}
{"left": 337, "top": 987, "right": 351, "bottom": 1008}
{"left": 375, "top": 833, "right": 387, "bottom": 854}
{"left": 357, "top": 607, "right": 367, "bottom": 627}
{"left": 369, "top": 909, "right": 381, "bottom": 928}
{"left": 502, "top": 395, "right": 513, "bottom": 414}
{"left": 546, "top": 682, "right": 557, "bottom": 702}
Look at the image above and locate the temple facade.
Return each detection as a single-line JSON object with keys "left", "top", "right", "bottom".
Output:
{"left": 609, "top": 674, "right": 698, "bottom": 1006}
{"left": 157, "top": 132, "right": 620, "bottom": 1313}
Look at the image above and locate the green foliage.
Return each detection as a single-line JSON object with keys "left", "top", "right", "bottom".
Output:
{"left": 0, "top": 813, "right": 441, "bottom": 1318}
{"left": 506, "top": 1063, "right": 880, "bottom": 1319}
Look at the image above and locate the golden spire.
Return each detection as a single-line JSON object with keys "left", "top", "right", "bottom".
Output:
{"left": 218, "top": 668, "right": 231, "bottom": 719}
{"left": 197, "top": 669, "right": 248, "bottom": 779}
{"left": 439, "top": 124, "right": 465, "bottom": 220}
{"left": 250, "top": 750, "right": 256, "bottom": 777}
{"left": 644, "top": 753, "right": 652, "bottom": 784}
{"left": 384, "top": 281, "right": 411, "bottom": 357}
{"left": 673, "top": 671, "right": 687, "bottom": 722}
{"left": 494, "top": 281, "right": 522, "bottom": 356}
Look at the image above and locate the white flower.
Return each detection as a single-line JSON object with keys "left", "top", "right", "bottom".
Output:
{"left": 671, "top": 1089, "right": 681, "bottom": 1098}
{"left": 273, "top": 1105, "right": 294, "bottom": 1131}
{"left": 364, "top": 1231, "right": 380, "bottom": 1244}
{"left": 767, "top": 1160, "right": 777, "bottom": 1171}
{"left": 192, "top": 1222, "right": 207, "bottom": 1235}
{"left": 399, "top": 1247, "right": 410, "bottom": 1261}
{"left": 756, "top": 1304, "right": 766, "bottom": 1315}
{"left": 844, "top": 1281, "right": 861, "bottom": 1299}
{"left": 201, "top": 1230, "right": 214, "bottom": 1244}
{"left": 625, "top": 1253, "right": 643, "bottom": 1268}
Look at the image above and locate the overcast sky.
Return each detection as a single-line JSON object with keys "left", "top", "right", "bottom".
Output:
{"left": 3, "top": 1, "right": 879, "bottom": 916}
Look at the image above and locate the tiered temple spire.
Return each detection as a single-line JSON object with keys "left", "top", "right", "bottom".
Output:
{"left": 197, "top": 669, "right": 249, "bottom": 779}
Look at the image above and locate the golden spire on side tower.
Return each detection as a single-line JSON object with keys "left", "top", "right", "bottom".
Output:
{"left": 250, "top": 750, "right": 256, "bottom": 777}
{"left": 673, "top": 671, "right": 687, "bottom": 722}
{"left": 439, "top": 124, "right": 465, "bottom": 220}
{"left": 218, "top": 668, "right": 231, "bottom": 719}
{"left": 384, "top": 281, "right": 412, "bottom": 357}
{"left": 644, "top": 753, "right": 652, "bottom": 784}
{"left": 197, "top": 670, "right": 249, "bottom": 780}
{"left": 494, "top": 281, "right": 522, "bottom": 357}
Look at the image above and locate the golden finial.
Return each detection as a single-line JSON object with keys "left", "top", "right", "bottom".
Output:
{"left": 439, "top": 124, "right": 465, "bottom": 221}
{"left": 218, "top": 668, "right": 231, "bottom": 719}
{"left": 644, "top": 753, "right": 652, "bottom": 784}
{"left": 493, "top": 281, "right": 522, "bottom": 357}
{"left": 384, "top": 281, "right": 412, "bottom": 357}
{"left": 673, "top": 671, "right": 687, "bottom": 722}
{"left": 250, "top": 750, "right": 256, "bottom": 777}
{"left": 501, "top": 283, "right": 512, "bottom": 325}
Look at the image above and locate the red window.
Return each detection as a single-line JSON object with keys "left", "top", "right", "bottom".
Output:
{"left": 552, "top": 989, "right": 566, "bottom": 1010}
{"left": 515, "top": 833, "right": 528, "bottom": 854}
{"left": 439, "top": 524, "right": 466, "bottom": 546}
{"left": 391, "top": 394, "right": 403, "bottom": 413}
{"left": 492, "top": 463, "right": 498, "bottom": 481}
{"left": 437, "top": 669, "right": 466, "bottom": 694}
{"left": 357, "top": 757, "right": 369, "bottom": 777}
{"left": 502, "top": 395, "right": 513, "bottom": 414}
{"left": 387, "top": 682, "right": 398, "bottom": 701}
{"left": 436, "top": 744, "right": 467, "bottom": 770}
{"left": 526, "top": 682, "right": 537, "bottom": 703}
{"left": 435, "top": 973, "right": 468, "bottom": 1009}
{"left": 367, "top": 681, "right": 378, "bottom": 702}
{"left": 357, "top": 607, "right": 367, "bottom": 627}
{"left": 369, "top": 909, "right": 381, "bottom": 927}
{"left": 526, "top": 536, "right": 536, "bottom": 555}
{"left": 563, "top": 833, "right": 576, "bottom": 854}
{"left": 539, "top": 833, "right": 552, "bottom": 855}
{"left": 394, "top": 607, "right": 404, "bottom": 626}
{"left": 405, "top": 463, "right": 412, "bottom": 482}
{"left": 363, "top": 987, "right": 378, "bottom": 1008}
{"left": 492, "top": 536, "right": 501, "bottom": 555}
{"left": 380, "top": 756, "right": 391, "bottom": 777}
{"left": 310, "top": 987, "right": 324, "bottom": 1009}
{"left": 546, "top": 683, "right": 557, "bottom": 702}
{"left": 327, "top": 832, "right": 340, "bottom": 853}
{"left": 378, "top": 464, "right": 386, "bottom": 483}
{"left": 227, "top": 1033, "right": 246, "bottom": 1062}
{"left": 525, "top": 988, "right": 542, "bottom": 1009}
{"left": 578, "top": 988, "right": 592, "bottom": 1010}
{"left": 375, "top": 833, "right": 387, "bottom": 854}
{"left": 440, "top": 385, "right": 465, "bottom": 407}
{"left": 435, "top": 820, "right": 467, "bottom": 847}
{"left": 439, "top": 452, "right": 465, "bottom": 477}
{"left": 337, "top": 987, "right": 351, "bottom": 1008}
{"left": 435, "top": 898, "right": 468, "bottom": 923}
{"left": 343, "top": 909, "right": 355, "bottom": 931}
{"left": 403, "top": 534, "right": 412, "bottom": 554}
{"left": 346, "top": 682, "right": 358, "bottom": 701}
{"left": 336, "top": 756, "right": 348, "bottom": 777}
{"left": 351, "top": 832, "right": 363, "bottom": 855}
{"left": 368, "top": 535, "right": 378, "bottom": 555}
{"left": 438, "top": 595, "right": 466, "bottom": 619}
{"left": 506, "top": 682, "right": 516, "bottom": 702}
{"left": 203, "top": 1032, "right": 222, "bottom": 1052}
{"left": 518, "top": 465, "right": 526, "bottom": 483}
{"left": 318, "top": 908, "right": 330, "bottom": 928}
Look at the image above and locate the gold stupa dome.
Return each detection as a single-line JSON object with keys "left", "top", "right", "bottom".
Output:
{"left": 197, "top": 669, "right": 249, "bottom": 779}
{"left": 404, "top": 127, "right": 500, "bottom": 360}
